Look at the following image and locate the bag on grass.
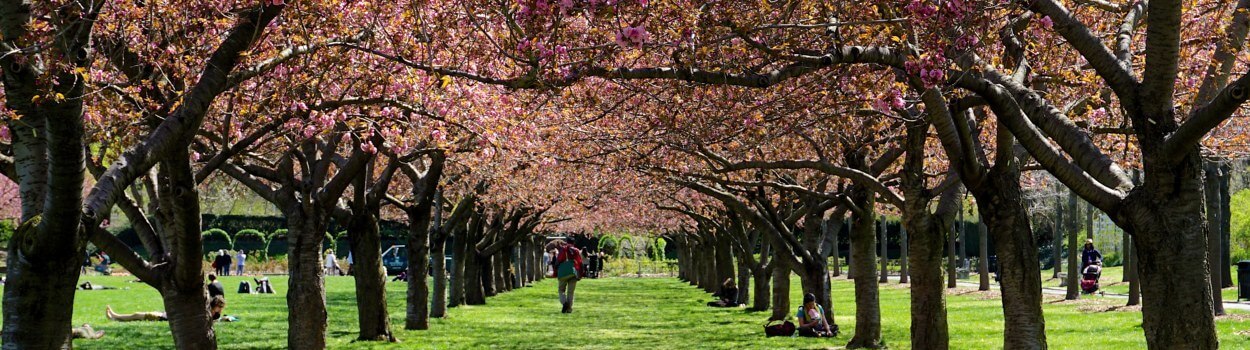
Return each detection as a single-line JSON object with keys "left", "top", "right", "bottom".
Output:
{"left": 764, "top": 320, "right": 795, "bottom": 337}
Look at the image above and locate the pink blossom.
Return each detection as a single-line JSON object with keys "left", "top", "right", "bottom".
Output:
{"left": 191, "top": 151, "right": 201, "bottom": 162}
{"left": 615, "top": 25, "right": 650, "bottom": 49}
{"left": 292, "top": 101, "right": 308, "bottom": 111}
{"left": 302, "top": 125, "right": 318, "bottom": 139}
{"left": 1092, "top": 107, "right": 1108, "bottom": 119}
{"left": 1039, "top": 16, "right": 1053, "bottom": 29}
{"left": 268, "top": 0, "right": 284, "bottom": 6}
{"left": 0, "top": 125, "right": 8, "bottom": 141}
{"left": 361, "top": 141, "right": 377, "bottom": 154}
{"left": 890, "top": 94, "right": 906, "bottom": 110}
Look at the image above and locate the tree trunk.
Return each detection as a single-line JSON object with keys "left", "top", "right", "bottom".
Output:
{"left": 161, "top": 286, "right": 217, "bottom": 350}
{"left": 701, "top": 244, "right": 717, "bottom": 293}
{"left": 903, "top": 215, "right": 948, "bottom": 350}
{"left": 900, "top": 226, "right": 910, "bottom": 284}
{"left": 449, "top": 230, "right": 466, "bottom": 307}
{"left": 972, "top": 170, "right": 1047, "bottom": 349}
{"left": 832, "top": 225, "right": 842, "bottom": 277}
{"left": 947, "top": 225, "right": 957, "bottom": 288}
{"left": 848, "top": 192, "right": 882, "bottom": 349}
{"left": 1065, "top": 195, "right": 1080, "bottom": 300}
{"left": 351, "top": 211, "right": 395, "bottom": 339}
{"left": 715, "top": 236, "right": 736, "bottom": 288}
{"left": 1205, "top": 162, "right": 1225, "bottom": 316}
{"left": 879, "top": 220, "right": 889, "bottom": 284}
{"left": 1121, "top": 165, "right": 1217, "bottom": 348}
{"left": 770, "top": 260, "right": 791, "bottom": 321}
{"left": 464, "top": 251, "right": 487, "bottom": 305}
{"left": 1, "top": 241, "right": 82, "bottom": 350}
{"left": 1127, "top": 235, "right": 1140, "bottom": 306}
{"left": 736, "top": 251, "right": 751, "bottom": 306}
{"left": 978, "top": 221, "right": 990, "bottom": 291}
{"left": 287, "top": 217, "right": 329, "bottom": 350}
{"left": 519, "top": 242, "right": 531, "bottom": 286}
{"left": 1123, "top": 230, "right": 1132, "bottom": 282}
{"left": 404, "top": 211, "right": 431, "bottom": 331}
{"left": 431, "top": 229, "right": 448, "bottom": 318}
{"left": 1221, "top": 165, "right": 1233, "bottom": 288}
{"left": 947, "top": 203, "right": 958, "bottom": 289}
{"left": 1054, "top": 185, "right": 1063, "bottom": 280}
{"left": 751, "top": 264, "right": 771, "bottom": 311}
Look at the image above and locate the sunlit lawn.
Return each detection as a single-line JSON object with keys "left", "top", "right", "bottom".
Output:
{"left": 9, "top": 272, "right": 1250, "bottom": 349}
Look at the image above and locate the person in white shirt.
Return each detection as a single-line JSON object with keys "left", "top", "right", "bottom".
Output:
{"left": 236, "top": 250, "right": 247, "bottom": 276}
{"left": 346, "top": 252, "right": 354, "bottom": 276}
{"left": 324, "top": 250, "right": 338, "bottom": 276}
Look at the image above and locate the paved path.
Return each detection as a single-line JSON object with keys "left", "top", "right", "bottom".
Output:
{"left": 864, "top": 274, "right": 1250, "bottom": 311}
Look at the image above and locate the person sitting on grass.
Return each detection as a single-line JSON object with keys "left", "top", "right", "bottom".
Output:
{"left": 706, "top": 278, "right": 739, "bottom": 307}
{"left": 107, "top": 296, "right": 236, "bottom": 322}
{"left": 796, "top": 293, "right": 834, "bottom": 337}
{"left": 207, "top": 274, "right": 225, "bottom": 298}
{"left": 71, "top": 324, "right": 105, "bottom": 339}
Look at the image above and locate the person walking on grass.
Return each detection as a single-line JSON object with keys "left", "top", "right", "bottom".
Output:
{"left": 236, "top": 250, "right": 247, "bottom": 276}
{"left": 548, "top": 239, "right": 584, "bottom": 313}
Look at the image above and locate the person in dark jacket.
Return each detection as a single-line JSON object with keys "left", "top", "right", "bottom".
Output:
{"left": 207, "top": 274, "right": 225, "bottom": 298}
{"left": 1081, "top": 239, "right": 1102, "bottom": 271}
{"left": 707, "top": 279, "right": 739, "bottom": 307}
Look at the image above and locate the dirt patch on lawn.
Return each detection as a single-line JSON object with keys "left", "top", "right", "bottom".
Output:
{"left": 1075, "top": 304, "right": 1142, "bottom": 313}
{"left": 948, "top": 287, "right": 1001, "bottom": 300}
{"left": 1217, "top": 313, "right": 1250, "bottom": 322}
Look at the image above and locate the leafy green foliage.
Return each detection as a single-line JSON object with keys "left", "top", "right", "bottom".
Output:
{"left": 1231, "top": 189, "right": 1250, "bottom": 263}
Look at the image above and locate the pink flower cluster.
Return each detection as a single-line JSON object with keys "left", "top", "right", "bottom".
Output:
{"left": 615, "top": 25, "right": 649, "bottom": 49}
{"left": 905, "top": 0, "right": 938, "bottom": 20}
{"left": 873, "top": 89, "right": 907, "bottom": 113}
{"left": 1038, "top": 16, "right": 1053, "bottom": 29}
{"left": 904, "top": 52, "right": 948, "bottom": 88}
{"left": 517, "top": 39, "right": 567, "bottom": 60}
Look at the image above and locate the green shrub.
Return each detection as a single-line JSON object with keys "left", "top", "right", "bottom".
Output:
{"left": 0, "top": 219, "right": 15, "bottom": 247}
{"left": 201, "top": 228, "right": 233, "bottom": 252}
{"left": 1231, "top": 190, "right": 1250, "bottom": 264}
{"left": 234, "top": 229, "right": 270, "bottom": 260}
{"left": 1102, "top": 252, "right": 1123, "bottom": 267}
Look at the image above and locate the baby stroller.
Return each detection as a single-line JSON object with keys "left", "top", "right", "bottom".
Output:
{"left": 1080, "top": 263, "right": 1102, "bottom": 294}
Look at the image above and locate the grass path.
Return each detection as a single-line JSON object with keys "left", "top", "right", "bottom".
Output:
{"left": 23, "top": 274, "right": 1250, "bottom": 349}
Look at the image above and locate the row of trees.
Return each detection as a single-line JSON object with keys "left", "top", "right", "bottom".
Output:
{"left": 3, "top": 0, "right": 1250, "bottom": 349}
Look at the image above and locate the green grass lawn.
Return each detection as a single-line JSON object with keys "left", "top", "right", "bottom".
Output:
{"left": 1024, "top": 266, "right": 1243, "bottom": 301}
{"left": 15, "top": 274, "right": 1250, "bottom": 349}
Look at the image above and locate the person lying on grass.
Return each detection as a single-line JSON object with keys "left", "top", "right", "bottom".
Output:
{"left": 107, "top": 295, "right": 237, "bottom": 322}
{"left": 78, "top": 281, "right": 118, "bottom": 290}
{"left": 71, "top": 324, "right": 105, "bottom": 339}
{"left": 795, "top": 293, "right": 834, "bottom": 337}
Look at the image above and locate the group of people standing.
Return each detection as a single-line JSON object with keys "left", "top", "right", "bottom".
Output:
{"left": 212, "top": 250, "right": 248, "bottom": 276}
